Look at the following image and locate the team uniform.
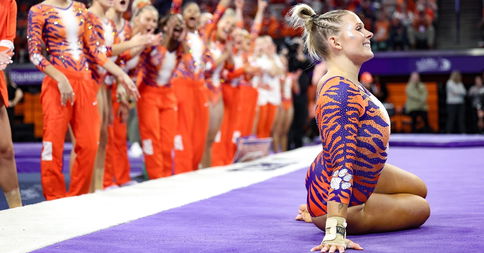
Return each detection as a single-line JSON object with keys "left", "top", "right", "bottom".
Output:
{"left": 305, "top": 76, "right": 390, "bottom": 216}
{"left": 28, "top": 1, "right": 108, "bottom": 199}
{"left": 207, "top": 41, "right": 236, "bottom": 167}
{"left": 170, "top": 0, "right": 226, "bottom": 172}
{"left": 104, "top": 19, "right": 133, "bottom": 188}
{"left": 281, "top": 73, "right": 294, "bottom": 111}
{"left": 253, "top": 54, "right": 278, "bottom": 138}
{"left": 137, "top": 45, "right": 186, "bottom": 178}
{"left": 0, "top": 0, "right": 17, "bottom": 106}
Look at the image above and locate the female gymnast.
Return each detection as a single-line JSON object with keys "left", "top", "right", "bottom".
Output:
{"left": 170, "top": 0, "right": 229, "bottom": 172}
{"left": 28, "top": 0, "right": 139, "bottom": 200}
{"left": 289, "top": 4, "right": 430, "bottom": 252}
{"left": 136, "top": 11, "right": 186, "bottom": 179}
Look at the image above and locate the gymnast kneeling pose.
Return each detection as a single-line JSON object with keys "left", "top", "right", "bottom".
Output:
{"left": 288, "top": 4, "right": 430, "bottom": 252}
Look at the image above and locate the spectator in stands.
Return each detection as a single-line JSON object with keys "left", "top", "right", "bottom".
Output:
{"left": 405, "top": 72, "right": 431, "bottom": 133}
{"left": 4, "top": 70, "right": 23, "bottom": 133}
{"left": 374, "top": 11, "right": 390, "bottom": 51}
{"left": 407, "top": 5, "right": 435, "bottom": 49}
{"left": 445, "top": 71, "right": 467, "bottom": 133}
{"left": 389, "top": 14, "right": 408, "bottom": 50}
{"left": 355, "top": 0, "right": 377, "bottom": 32}
{"left": 468, "top": 75, "right": 484, "bottom": 133}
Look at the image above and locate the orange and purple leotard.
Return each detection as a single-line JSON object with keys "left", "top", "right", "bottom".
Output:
{"left": 306, "top": 76, "right": 391, "bottom": 216}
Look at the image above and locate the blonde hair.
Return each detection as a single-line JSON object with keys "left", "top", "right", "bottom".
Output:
{"left": 450, "top": 71, "right": 462, "bottom": 83}
{"left": 132, "top": 4, "right": 159, "bottom": 22}
{"left": 288, "top": 4, "right": 350, "bottom": 60}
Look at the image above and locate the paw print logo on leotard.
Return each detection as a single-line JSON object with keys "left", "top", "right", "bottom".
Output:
{"left": 330, "top": 169, "right": 352, "bottom": 190}
{"left": 30, "top": 53, "right": 43, "bottom": 66}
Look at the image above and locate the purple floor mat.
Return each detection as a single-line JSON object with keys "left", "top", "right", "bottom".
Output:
{"left": 32, "top": 146, "right": 484, "bottom": 253}
{"left": 14, "top": 143, "right": 143, "bottom": 173}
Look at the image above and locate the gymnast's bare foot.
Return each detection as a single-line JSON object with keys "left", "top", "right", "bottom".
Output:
{"left": 295, "top": 204, "right": 312, "bottom": 223}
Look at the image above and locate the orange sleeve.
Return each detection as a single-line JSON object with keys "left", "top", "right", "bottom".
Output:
{"left": 27, "top": 5, "right": 52, "bottom": 71}
{"left": 202, "top": 4, "right": 227, "bottom": 41}
{"left": 170, "top": 0, "right": 182, "bottom": 14}
{"left": 0, "top": 0, "right": 17, "bottom": 53}
{"left": 250, "top": 21, "right": 262, "bottom": 40}
{"left": 118, "top": 22, "right": 134, "bottom": 63}
{"left": 83, "top": 10, "right": 108, "bottom": 66}
{"left": 227, "top": 68, "right": 245, "bottom": 80}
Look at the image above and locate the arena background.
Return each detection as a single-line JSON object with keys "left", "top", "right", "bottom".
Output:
{"left": 1, "top": 0, "right": 484, "bottom": 247}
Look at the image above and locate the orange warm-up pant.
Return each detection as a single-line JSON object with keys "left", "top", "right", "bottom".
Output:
{"left": 211, "top": 84, "right": 239, "bottom": 166}
{"left": 137, "top": 85, "right": 177, "bottom": 179}
{"left": 40, "top": 68, "right": 100, "bottom": 200}
{"left": 256, "top": 103, "right": 278, "bottom": 138}
{"left": 104, "top": 88, "right": 131, "bottom": 188}
{"left": 172, "top": 77, "right": 209, "bottom": 173}
{"left": 237, "top": 85, "right": 258, "bottom": 137}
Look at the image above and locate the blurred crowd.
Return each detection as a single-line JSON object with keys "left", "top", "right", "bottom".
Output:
{"left": 12, "top": 0, "right": 438, "bottom": 64}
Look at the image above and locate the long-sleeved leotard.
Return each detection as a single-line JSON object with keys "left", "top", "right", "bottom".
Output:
{"left": 306, "top": 76, "right": 390, "bottom": 216}
{"left": 84, "top": 11, "right": 116, "bottom": 84}
{"left": 0, "top": 0, "right": 17, "bottom": 106}
{"left": 28, "top": 2, "right": 108, "bottom": 73}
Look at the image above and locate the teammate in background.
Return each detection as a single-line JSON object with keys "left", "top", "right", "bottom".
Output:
{"left": 103, "top": 0, "right": 142, "bottom": 188}
{"left": 170, "top": 0, "right": 230, "bottom": 172}
{"left": 265, "top": 39, "right": 286, "bottom": 152}
{"left": 271, "top": 48, "right": 293, "bottom": 153}
{"left": 0, "top": 0, "right": 22, "bottom": 208}
{"left": 219, "top": 0, "right": 266, "bottom": 163}
{"left": 126, "top": 1, "right": 161, "bottom": 160}
{"left": 289, "top": 4, "right": 430, "bottom": 252}
{"left": 255, "top": 36, "right": 284, "bottom": 139}
{"left": 136, "top": 11, "right": 186, "bottom": 179}
{"left": 27, "top": 0, "right": 139, "bottom": 200}
{"left": 205, "top": 9, "right": 237, "bottom": 167}
{"left": 86, "top": 0, "right": 150, "bottom": 191}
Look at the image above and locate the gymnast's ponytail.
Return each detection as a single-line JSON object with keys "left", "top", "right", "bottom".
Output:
{"left": 288, "top": 4, "right": 349, "bottom": 60}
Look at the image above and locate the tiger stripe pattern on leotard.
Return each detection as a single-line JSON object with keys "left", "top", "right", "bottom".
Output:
{"left": 306, "top": 76, "right": 391, "bottom": 217}
{"left": 27, "top": 1, "right": 108, "bottom": 72}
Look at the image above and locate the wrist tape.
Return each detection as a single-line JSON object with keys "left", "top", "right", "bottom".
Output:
{"left": 322, "top": 216, "right": 347, "bottom": 248}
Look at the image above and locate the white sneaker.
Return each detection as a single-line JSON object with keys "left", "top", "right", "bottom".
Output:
{"left": 128, "top": 142, "right": 143, "bottom": 158}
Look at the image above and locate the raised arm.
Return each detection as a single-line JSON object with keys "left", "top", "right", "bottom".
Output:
{"left": 235, "top": 0, "right": 244, "bottom": 28}
{"left": 203, "top": 0, "right": 231, "bottom": 40}
{"left": 250, "top": 0, "right": 267, "bottom": 38}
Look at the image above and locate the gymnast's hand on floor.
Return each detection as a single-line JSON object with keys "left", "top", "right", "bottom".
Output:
{"left": 310, "top": 239, "right": 363, "bottom": 253}
{"left": 295, "top": 204, "right": 312, "bottom": 223}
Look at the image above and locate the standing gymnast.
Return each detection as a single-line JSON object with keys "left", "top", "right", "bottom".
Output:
{"left": 28, "top": 0, "right": 139, "bottom": 200}
{"left": 170, "top": 0, "right": 229, "bottom": 172}
{"left": 289, "top": 4, "right": 430, "bottom": 252}
{"left": 0, "top": 0, "right": 22, "bottom": 208}
{"left": 87, "top": 0, "right": 150, "bottom": 191}
{"left": 136, "top": 12, "right": 186, "bottom": 179}
{"left": 103, "top": 0, "right": 143, "bottom": 188}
